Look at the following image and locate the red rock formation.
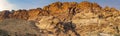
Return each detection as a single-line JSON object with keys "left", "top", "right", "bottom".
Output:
{"left": 0, "top": 8, "right": 50, "bottom": 20}
{"left": 0, "top": 10, "right": 11, "bottom": 20}
{"left": 0, "top": 1, "right": 120, "bottom": 36}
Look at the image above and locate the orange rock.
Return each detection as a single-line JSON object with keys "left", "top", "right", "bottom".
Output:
{"left": 0, "top": 1, "right": 120, "bottom": 36}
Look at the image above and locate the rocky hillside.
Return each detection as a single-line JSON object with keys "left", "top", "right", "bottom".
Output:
{"left": 0, "top": 1, "right": 120, "bottom": 36}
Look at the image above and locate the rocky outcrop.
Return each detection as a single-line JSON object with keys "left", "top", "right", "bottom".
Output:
{"left": 0, "top": 10, "right": 11, "bottom": 20}
{"left": 0, "top": 1, "right": 103, "bottom": 21}
{"left": 0, "top": 8, "right": 49, "bottom": 20}
{"left": 10, "top": 10, "right": 29, "bottom": 20}
{"left": 0, "top": 1, "right": 120, "bottom": 36}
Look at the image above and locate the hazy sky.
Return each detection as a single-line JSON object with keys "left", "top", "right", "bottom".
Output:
{"left": 0, "top": 0, "right": 120, "bottom": 11}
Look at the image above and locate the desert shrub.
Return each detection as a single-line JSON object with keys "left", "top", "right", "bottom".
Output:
{"left": 0, "top": 19, "right": 40, "bottom": 36}
{"left": 114, "top": 34, "right": 120, "bottom": 36}
{"left": 0, "top": 29, "right": 9, "bottom": 36}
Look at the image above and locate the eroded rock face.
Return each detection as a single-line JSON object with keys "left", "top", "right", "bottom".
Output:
{"left": 0, "top": 8, "right": 49, "bottom": 20}
{"left": 11, "top": 10, "right": 29, "bottom": 20}
{"left": 0, "top": 10, "right": 11, "bottom": 20}
{"left": 0, "top": 1, "right": 120, "bottom": 36}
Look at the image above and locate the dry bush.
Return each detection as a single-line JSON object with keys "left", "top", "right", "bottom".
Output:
{"left": 0, "top": 19, "right": 40, "bottom": 36}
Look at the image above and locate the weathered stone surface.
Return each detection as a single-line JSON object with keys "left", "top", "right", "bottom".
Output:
{"left": 11, "top": 10, "right": 29, "bottom": 20}
{"left": 0, "top": 10, "right": 11, "bottom": 20}
{"left": 0, "top": 1, "right": 120, "bottom": 36}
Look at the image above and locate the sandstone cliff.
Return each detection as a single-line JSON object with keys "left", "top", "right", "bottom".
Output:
{"left": 0, "top": 1, "right": 120, "bottom": 36}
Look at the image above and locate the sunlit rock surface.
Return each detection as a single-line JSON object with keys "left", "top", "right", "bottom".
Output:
{"left": 0, "top": 1, "right": 120, "bottom": 36}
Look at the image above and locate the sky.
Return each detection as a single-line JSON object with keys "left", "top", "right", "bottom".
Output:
{"left": 0, "top": 0, "right": 120, "bottom": 11}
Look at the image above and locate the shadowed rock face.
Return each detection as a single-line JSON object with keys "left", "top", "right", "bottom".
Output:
{"left": 0, "top": 1, "right": 120, "bottom": 36}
